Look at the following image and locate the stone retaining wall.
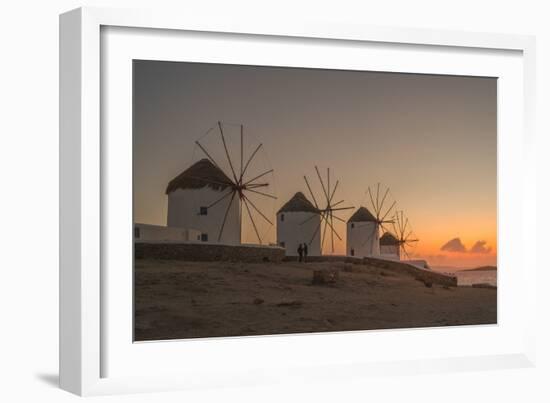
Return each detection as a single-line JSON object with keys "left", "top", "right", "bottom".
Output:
{"left": 135, "top": 242, "right": 285, "bottom": 263}
{"left": 283, "top": 255, "right": 457, "bottom": 287}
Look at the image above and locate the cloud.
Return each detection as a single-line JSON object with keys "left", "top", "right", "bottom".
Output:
{"left": 440, "top": 238, "right": 467, "bottom": 253}
{"left": 470, "top": 240, "right": 492, "bottom": 254}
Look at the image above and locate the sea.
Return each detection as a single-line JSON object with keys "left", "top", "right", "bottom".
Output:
{"left": 432, "top": 268, "right": 497, "bottom": 287}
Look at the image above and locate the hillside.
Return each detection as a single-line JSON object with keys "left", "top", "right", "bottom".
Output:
{"left": 135, "top": 259, "right": 497, "bottom": 341}
{"left": 460, "top": 265, "right": 497, "bottom": 272}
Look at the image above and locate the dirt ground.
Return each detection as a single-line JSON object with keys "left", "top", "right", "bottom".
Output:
{"left": 134, "top": 259, "right": 497, "bottom": 341}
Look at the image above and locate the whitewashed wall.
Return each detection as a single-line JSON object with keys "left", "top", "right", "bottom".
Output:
{"left": 167, "top": 187, "right": 240, "bottom": 244}
{"left": 276, "top": 211, "right": 321, "bottom": 256}
{"left": 346, "top": 221, "right": 379, "bottom": 257}
{"left": 134, "top": 223, "right": 201, "bottom": 242}
{"left": 380, "top": 244, "right": 400, "bottom": 260}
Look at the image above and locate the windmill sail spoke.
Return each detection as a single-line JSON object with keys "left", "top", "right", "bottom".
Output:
{"left": 304, "top": 176, "right": 319, "bottom": 209}
{"left": 332, "top": 199, "right": 344, "bottom": 208}
{"left": 376, "top": 183, "right": 381, "bottom": 215}
{"left": 324, "top": 213, "right": 342, "bottom": 240}
{"left": 391, "top": 221, "right": 399, "bottom": 238}
{"left": 299, "top": 213, "right": 318, "bottom": 226}
{"left": 243, "top": 169, "right": 274, "bottom": 186}
{"left": 381, "top": 201, "right": 396, "bottom": 222}
{"left": 207, "top": 190, "right": 234, "bottom": 210}
{"left": 395, "top": 212, "right": 402, "bottom": 236}
{"left": 327, "top": 168, "right": 331, "bottom": 206}
{"left": 367, "top": 187, "right": 376, "bottom": 214}
{"left": 240, "top": 143, "right": 263, "bottom": 181}
{"left": 361, "top": 224, "right": 377, "bottom": 247}
{"left": 195, "top": 140, "right": 223, "bottom": 170}
{"left": 240, "top": 125, "right": 244, "bottom": 179}
{"left": 330, "top": 211, "right": 336, "bottom": 253}
{"left": 246, "top": 183, "right": 269, "bottom": 188}
{"left": 329, "top": 180, "right": 339, "bottom": 204}
{"left": 379, "top": 188, "right": 390, "bottom": 215}
{"left": 402, "top": 245, "right": 411, "bottom": 260}
{"left": 218, "top": 121, "right": 239, "bottom": 183}
{"left": 320, "top": 215, "right": 329, "bottom": 253}
{"left": 315, "top": 166, "right": 330, "bottom": 204}
{"left": 242, "top": 197, "right": 262, "bottom": 244}
{"left": 309, "top": 212, "right": 324, "bottom": 245}
{"left": 246, "top": 188, "right": 277, "bottom": 199}
{"left": 185, "top": 175, "right": 232, "bottom": 188}
{"left": 379, "top": 222, "right": 391, "bottom": 235}
{"left": 330, "top": 206, "right": 355, "bottom": 211}
{"left": 217, "top": 191, "right": 237, "bottom": 242}
{"left": 242, "top": 194, "right": 273, "bottom": 225}
{"left": 330, "top": 214, "right": 345, "bottom": 223}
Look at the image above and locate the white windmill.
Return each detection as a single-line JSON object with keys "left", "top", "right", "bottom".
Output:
{"left": 391, "top": 210, "right": 419, "bottom": 260}
{"left": 276, "top": 192, "right": 321, "bottom": 256}
{"left": 299, "top": 166, "right": 355, "bottom": 254}
{"left": 166, "top": 121, "right": 276, "bottom": 245}
{"left": 346, "top": 183, "right": 396, "bottom": 257}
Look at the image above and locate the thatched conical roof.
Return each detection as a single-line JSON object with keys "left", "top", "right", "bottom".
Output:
{"left": 277, "top": 192, "right": 319, "bottom": 214}
{"left": 347, "top": 206, "right": 376, "bottom": 223}
{"left": 165, "top": 159, "right": 233, "bottom": 194}
{"left": 380, "top": 232, "right": 399, "bottom": 246}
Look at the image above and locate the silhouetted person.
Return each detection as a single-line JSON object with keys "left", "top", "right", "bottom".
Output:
{"left": 297, "top": 243, "right": 304, "bottom": 262}
{"left": 303, "top": 243, "right": 308, "bottom": 263}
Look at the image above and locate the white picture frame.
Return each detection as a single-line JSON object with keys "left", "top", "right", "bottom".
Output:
{"left": 59, "top": 6, "right": 537, "bottom": 396}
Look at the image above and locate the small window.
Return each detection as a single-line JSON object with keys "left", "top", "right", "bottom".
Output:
{"left": 279, "top": 241, "right": 285, "bottom": 248}
{"left": 134, "top": 227, "right": 140, "bottom": 239}
{"left": 280, "top": 214, "right": 285, "bottom": 222}
{"left": 351, "top": 223, "right": 355, "bottom": 229}
{"left": 200, "top": 233, "right": 208, "bottom": 242}
{"left": 199, "top": 206, "right": 208, "bottom": 215}
{"left": 350, "top": 248, "right": 355, "bottom": 256}
{"left": 197, "top": 235, "right": 201, "bottom": 241}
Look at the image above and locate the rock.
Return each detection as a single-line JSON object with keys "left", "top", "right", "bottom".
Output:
{"left": 312, "top": 269, "right": 339, "bottom": 285}
{"left": 276, "top": 300, "right": 303, "bottom": 308}
{"left": 415, "top": 277, "right": 433, "bottom": 288}
{"left": 253, "top": 297, "right": 264, "bottom": 305}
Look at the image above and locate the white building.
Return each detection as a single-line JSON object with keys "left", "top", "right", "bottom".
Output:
{"left": 166, "top": 159, "right": 240, "bottom": 244}
{"left": 276, "top": 192, "right": 321, "bottom": 256}
{"left": 134, "top": 223, "right": 202, "bottom": 242}
{"left": 346, "top": 206, "right": 379, "bottom": 257}
{"left": 379, "top": 232, "right": 400, "bottom": 260}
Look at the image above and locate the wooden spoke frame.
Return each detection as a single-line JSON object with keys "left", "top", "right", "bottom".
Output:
{"left": 302, "top": 166, "right": 354, "bottom": 254}
{"left": 391, "top": 210, "right": 419, "bottom": 260}
{"left": 194, "top": 121, "right": 276, "bottom": 244}
{"left": 360, "top": 183, "right": 397, "bottom": 248}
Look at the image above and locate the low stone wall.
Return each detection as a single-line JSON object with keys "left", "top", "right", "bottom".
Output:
{"left": 362, "top": 257, "right": 457, "bottom": 287}
{"left": 283, "top": 255, "right": 457, "bottom": 287}
{"left": 135, "top": 242, "right": 285, "bottom": 263}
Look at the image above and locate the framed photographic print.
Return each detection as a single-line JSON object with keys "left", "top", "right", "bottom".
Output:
{"left": 60, "top": 7, "right": 537, "bottom": 396}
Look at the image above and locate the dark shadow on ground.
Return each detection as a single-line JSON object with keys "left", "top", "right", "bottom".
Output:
{"left": 35, "top": 373, "right": 59, "bottom": 388}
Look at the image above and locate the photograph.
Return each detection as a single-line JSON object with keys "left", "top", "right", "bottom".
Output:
{"left": 133, "top": 60, "right": 497, "bottom": 341}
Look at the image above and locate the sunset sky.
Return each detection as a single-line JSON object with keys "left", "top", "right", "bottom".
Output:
{"left": 133, "top": 60, "right": 497, "bottom": 269}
